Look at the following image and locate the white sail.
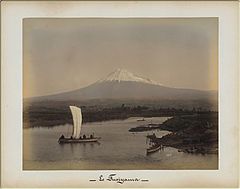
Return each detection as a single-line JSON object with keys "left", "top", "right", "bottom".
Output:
{"left": 69, "top": 106, "right": 82, "bottom": 139}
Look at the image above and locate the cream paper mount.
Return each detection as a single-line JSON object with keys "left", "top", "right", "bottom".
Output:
{"left": 1, "top": 1, "right": 239, "bottom": 188}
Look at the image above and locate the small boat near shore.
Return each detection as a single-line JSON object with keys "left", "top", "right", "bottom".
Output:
{"left": 146, "top": 144, "right": 161, "bottom": 154}
{"left": 58, "top": 106, "right": 100, "bottom": 144}
{"left": 146, "top": 133, "right": 163, "bottom": 154}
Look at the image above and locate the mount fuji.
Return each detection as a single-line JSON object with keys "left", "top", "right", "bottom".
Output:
{"left": 32, "top": 69, "right": 217, "bottom": 101}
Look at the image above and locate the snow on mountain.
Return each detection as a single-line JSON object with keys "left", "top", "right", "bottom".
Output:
{"left": 97, "top": 68, "right": 162, "bottom": 86}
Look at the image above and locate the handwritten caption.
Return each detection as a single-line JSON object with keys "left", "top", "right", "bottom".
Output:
{"left": 89, "top": 174, "right": 149, "bottom": 184}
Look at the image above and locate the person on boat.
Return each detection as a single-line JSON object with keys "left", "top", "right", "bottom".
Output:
{"left": 90, "top": 134, "right": 93, "bottom": 139}
{"left": 70, "top": 136, "right": 73, "bottom": 139}
{"left": 60, "top": 134, "right": 65, "bottom": 139}
{"left": 83, "top": 134, "right": 86, "bottom": 139}
{"left": 79, "top": 136, "right": 82, "bottom": 139}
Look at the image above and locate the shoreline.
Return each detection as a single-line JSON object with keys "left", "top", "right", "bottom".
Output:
{"left": 132, "top": 113, "right": 218, "bottom": 155}
{"left": 24, "top": 100, "right": 217, "bottom": 128}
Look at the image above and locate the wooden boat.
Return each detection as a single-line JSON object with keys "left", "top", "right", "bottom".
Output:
{"left": 58, "top": 137, "right": 99, "bottom": 144}
{"left": 58, "top": 106, "right": 100, "bottom": 144}
{"left": 146, "top": 144, "right": 161, "bottom": 154}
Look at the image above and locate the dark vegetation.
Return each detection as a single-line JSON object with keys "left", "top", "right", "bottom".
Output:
{"left": 129, "top": 124, "right": 160, "bottom": 132}
{"left": 23, "top": 99, "right": 216, "bottom": 128}
{"left": 145, "top": 113, "right": 218, "bottom": 154}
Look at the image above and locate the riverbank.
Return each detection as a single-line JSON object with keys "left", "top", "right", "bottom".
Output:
{"left": 132, "top": 113, "right": 218, "bottom": 154}
{"left": 24, "top": 100, "right": 206, "bottom": 128}
{"left": 129, "top": 123, "right": 160, "bottom": 132}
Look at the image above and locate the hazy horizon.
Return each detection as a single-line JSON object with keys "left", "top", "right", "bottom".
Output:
{"left": 24, "top": 18, "right": 218, "bottom": 98}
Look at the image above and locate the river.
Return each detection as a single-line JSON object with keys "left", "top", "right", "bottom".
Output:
{"left": 23, "top": 117, "right": 218, "bottom": 170}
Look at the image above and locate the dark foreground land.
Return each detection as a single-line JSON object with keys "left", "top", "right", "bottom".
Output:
{"left": 133, "top": 113, "right": 218, "bottom": 154}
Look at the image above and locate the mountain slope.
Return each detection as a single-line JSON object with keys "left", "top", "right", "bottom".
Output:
{"left": 30, "top": 69, "right": 217, "bottom": 101}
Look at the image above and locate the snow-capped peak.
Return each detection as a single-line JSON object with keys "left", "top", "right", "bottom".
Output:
{"left": 97, "top": 68, "right": 162, "bottom": 86}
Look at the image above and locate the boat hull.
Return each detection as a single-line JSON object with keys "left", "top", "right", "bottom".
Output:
{"left": 146, "top": 145, "right": 161, "bottom": 154}
{"left": 58, "top": 138, "right": 99, "bottom": 144}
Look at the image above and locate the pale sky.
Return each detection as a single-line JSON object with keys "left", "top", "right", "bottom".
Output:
{"left": 23, "top": 18, "right": 218, "bottom": 98}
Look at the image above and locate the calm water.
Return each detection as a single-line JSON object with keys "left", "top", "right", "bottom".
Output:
{"left": 23, "top": 117, "right": 218, "bottom": 170}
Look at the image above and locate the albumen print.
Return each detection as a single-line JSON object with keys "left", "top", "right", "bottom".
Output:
{"left": 23, "top": 18, "right": 218, "bottom": 170}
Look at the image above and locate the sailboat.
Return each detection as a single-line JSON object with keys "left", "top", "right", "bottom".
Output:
{"left": 58, "top": 106, "right": 100, "bottom": 143}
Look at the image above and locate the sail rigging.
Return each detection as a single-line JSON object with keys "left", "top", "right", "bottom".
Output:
{"left": 70, "top": 106, "right": 82, "bottom": 139}
{"left": 58, "top": 105, "right": 99, "bottom": 144}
